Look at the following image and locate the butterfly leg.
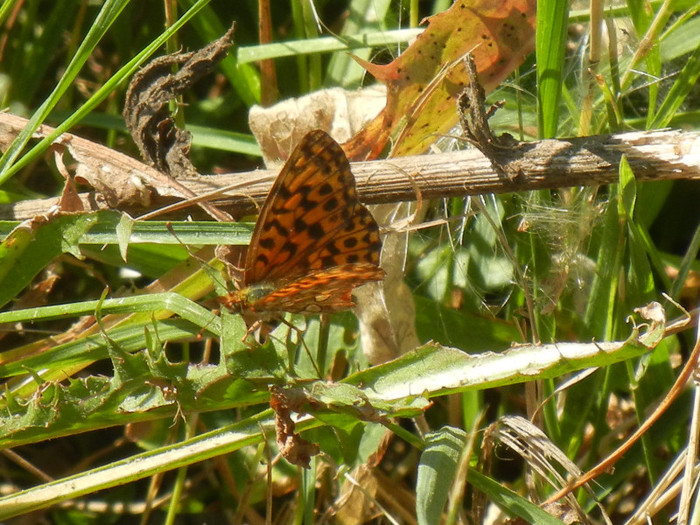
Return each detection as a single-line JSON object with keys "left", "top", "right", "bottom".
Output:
{"left": 234, "top": 318, "right": 262, "bottom": 351}
{"left": 277, "top": 317, "right": 322, "bottom": 379}
{"left": 241, "top": 334, "right": 257, "bottom": 351}
{"left": 238, "top": 311, "right": 277, "bottom": 349}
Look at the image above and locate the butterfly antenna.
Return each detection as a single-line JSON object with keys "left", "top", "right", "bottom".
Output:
{"left": 165, "top": 222, "right": 229, "bottom": 295}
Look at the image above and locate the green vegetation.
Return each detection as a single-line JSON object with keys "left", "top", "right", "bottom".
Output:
{"left": 0, "top": 1, "right": 698, "bottom": 523}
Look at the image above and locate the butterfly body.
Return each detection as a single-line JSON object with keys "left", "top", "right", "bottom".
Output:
{"left": 220, "top": 130, "right": 384, "bottom": 319}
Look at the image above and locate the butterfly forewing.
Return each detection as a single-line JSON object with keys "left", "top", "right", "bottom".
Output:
{"left": 245, "top": 130, "right": 377, "bottom": 284}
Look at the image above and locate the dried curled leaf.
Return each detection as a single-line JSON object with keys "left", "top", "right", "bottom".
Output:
{"left": 123, "top": 24, "right": 235, "bottom": 177}
{"left": 269, "top": 386, "right": 319, "bottom": 468}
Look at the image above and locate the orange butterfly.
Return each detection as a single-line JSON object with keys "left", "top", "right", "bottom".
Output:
{"left": 219, "top": 130, "right": 385, "bottom": 320}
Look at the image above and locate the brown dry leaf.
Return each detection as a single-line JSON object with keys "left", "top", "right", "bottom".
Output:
{"left": 248, "top": 86, "right": 386, "bottom": 166}
{"left": 356, "top": 202, "right": 421, "bottom": 364}
{"left": 123, "top": 25, "right": 235, "bottom": 178}
{"left": 344, "top": 0, "right": 536, "bottom": 160}
{"left": 478, "top": 415, "right": 612, "bottom": 525}
{"left": 332, "top": 465, "right": 380, "bottom": 525}
{"left": 269, "top": 386, "right": 319, "bottom": 469}
{"left": 52, "top": 145, "right": 85, "bottom": 213}
{"left": 0, "top": 113, "right": 154, "bottom": 209}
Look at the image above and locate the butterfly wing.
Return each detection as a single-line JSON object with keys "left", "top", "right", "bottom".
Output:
{"left": 244, "top": 130, "right": 381, "bottom": 285}
{"left": 247, "top": 263, "right": 385, "bottom": 314}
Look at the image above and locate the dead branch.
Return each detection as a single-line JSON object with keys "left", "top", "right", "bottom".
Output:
{"left": 0, "top": 111, "right": 698, "bottom": 221}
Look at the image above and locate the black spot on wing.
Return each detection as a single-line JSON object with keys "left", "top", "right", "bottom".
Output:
{"left": 263, "top": 218, "right": 289, "bottom": 237}
{"left": 324, "top": 197, "right": 339, "bottom": 212}
{"left": 308, "top": 222, "right": 325, "bottom": 239}
{"left": 300, "top": 197, "right": 316, "bottom": 211}
{"left": 259, "top": 237, "right": 275, "bottom": 250}
{"left": 282, "top": 240, "right": 297, "bottom": 257}
{"left": 365, "top": 242, "right": 382, "bottom": 263}
{"left": 276, "top": 184, "right": 291, "bottom": 200}
{"left": 294, "top": 217, "right": 307, "bottom": 232}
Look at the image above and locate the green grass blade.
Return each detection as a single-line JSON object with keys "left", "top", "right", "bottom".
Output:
{"left": 0, "top": 0, "right": 130, "bottom": 183}
{"left": 536, "top": 0, "right": 569, "bottom": 137}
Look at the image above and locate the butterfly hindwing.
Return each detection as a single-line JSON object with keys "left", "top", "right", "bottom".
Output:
{"left": 249, "top": 263, "right": 385, "bottom": 314}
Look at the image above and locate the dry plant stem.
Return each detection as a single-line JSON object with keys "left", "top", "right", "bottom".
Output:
{"left": 588, "top": 0, "right": 602, "bottom": 71}
{"left": 349, "top": 472, "right": 406, "bottom": 525}
{"left": 626, "top": 448, "right": 700, "bottom": 524}
{"left": 620, "top": 0, "right": 673, "bottom": 91}
{"left": 265, "top": 447, "right": 272, "bottom": 525}
{"left": 2, "top": 120, "right": 699, "bottom": 221}
{"left": 546, "top": 321, "right": 700, "bottom": 505}
{"left": 1, "top": 449, "right": 53, "bottom": 483}
{"left": 605, "top": 17, "right": 621, "bottom": 97}
{"left": 626, "top": 451, "right": 687, "bottom": 525}
{"left": 258, "top": 0, "right": 278, "bottom": 107}
{"left": 457, "top": 53, "right": 515, "bottom": 180}
{"left": 678, "top": 339, "right": 700, "bottom": 525}
{"left": 461, "top": 56, "right": 546, "bottom": 431}
{"left": 579, "top": 0, "right": 603, "bottom": 135}
{"left": 445, "top": 412, "right": 483, "bottom": 524}
{"left": 472, "top": 195, "right": 542, "bottom": 427}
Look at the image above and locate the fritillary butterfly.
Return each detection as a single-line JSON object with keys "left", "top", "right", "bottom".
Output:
{"left": 219, "top": 130, "right": 385, "bottom": 318}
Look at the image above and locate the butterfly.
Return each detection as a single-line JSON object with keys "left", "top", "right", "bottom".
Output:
{"left": 219, "top": 130, "right": 385, "bottom": 321}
